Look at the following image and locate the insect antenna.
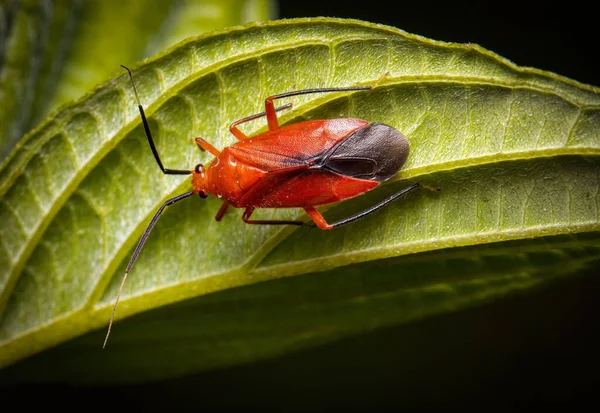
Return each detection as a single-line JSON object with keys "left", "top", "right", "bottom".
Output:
{"left": 121, "top": 65, "right": 190, "bottom": 176}
{"left": 103, "top": 190, "right": 195, "bottom": 348}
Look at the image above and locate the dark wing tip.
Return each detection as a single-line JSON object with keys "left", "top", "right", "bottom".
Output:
{"left": 322, "top": 123, "right": 410, "bottom": 182}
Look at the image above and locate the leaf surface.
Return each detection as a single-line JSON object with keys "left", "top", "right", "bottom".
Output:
{"left": 0, "top": 18, "right": 598, "bottom": 382}
{"left": 0, "top": 0, "right": 272, "bottom": 158}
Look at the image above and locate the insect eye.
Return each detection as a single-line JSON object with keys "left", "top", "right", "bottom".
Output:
{"left": 194, "top": 164, "right": 203, "bottom": 174}
{"left": 199, "top": 192, "right": 208, "bottom": 199}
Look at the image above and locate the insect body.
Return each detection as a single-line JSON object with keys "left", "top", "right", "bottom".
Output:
{"left": 104, "top": 66, "right": 424, "bottom": 347}
{"left": 196, "top": 118, "right": 412, "bottom": 226}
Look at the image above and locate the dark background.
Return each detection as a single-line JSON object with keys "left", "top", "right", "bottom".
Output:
{"left": 4, "top": 2, "right": 599, "bottom": 410}
{"left": 280, "top": 2, "right": 599, "bottom": 87}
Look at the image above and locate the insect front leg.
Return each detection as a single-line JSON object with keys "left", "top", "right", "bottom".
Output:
{"left": 215, "top": 201, "right": 229, "bottom": 221}
{"left": 229, "top": 103, "right": 292, "bottom": 140}
{"left": 194, "top": 137, "right": 221, "bottom": 157}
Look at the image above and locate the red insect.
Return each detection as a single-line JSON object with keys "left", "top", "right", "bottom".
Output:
{"left": 104, "top": 66, "right": 426, "bottom": 347}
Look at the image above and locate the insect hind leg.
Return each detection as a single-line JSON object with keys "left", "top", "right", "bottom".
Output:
{"left": 304, "top": 183, "right": 424, "bottom": 230}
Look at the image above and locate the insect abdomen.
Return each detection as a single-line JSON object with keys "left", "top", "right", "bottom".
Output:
{"left": 239, "top": 169, "right": 378, "bottom": 208}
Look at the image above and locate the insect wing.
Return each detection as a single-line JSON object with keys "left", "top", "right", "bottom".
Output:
{"left": 228, "top": 119, "right": 369, "bottom": 171}
{"left": 321, "top": 123, "right": 410, "bottom": 182}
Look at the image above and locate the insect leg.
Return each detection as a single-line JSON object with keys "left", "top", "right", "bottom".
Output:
{"left": 215, "top": 201, "right": 229, "bottom": 221}
{"left": 264, "top": 86, "right": 372, "bottom": 130}
{"left": 242, "top": 207, "right": 305, "bottom": 226}
{"left": 104, "top": 190, "right": 194, "bottom": 348}
{"left": 303, "top": 207, "right": 332, "bottom": 230}
{"left": 229, "top": 103, "right": 292, "bottom": 140}
{"left": 122, "top": 65, "right": 190, "bottom": 175}
{"left": 304, "top": 183, "right": 422, "bottom": 230}
{"left": 194, "top": 137, "right": 221, "bottom": 157}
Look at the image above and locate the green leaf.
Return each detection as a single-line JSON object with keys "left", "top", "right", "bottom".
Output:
{"left": 0, "top": 0, "right": 271, "bottom": 313}
{"left": 0, "top": 18, "right": 598, "bottom": 382}
{"left": 0, "top": 0, "right": 273, "bottom": 159}
{"left": 5, "top": 232, "right": 599, "bottom": 384}
{"left": 0, "top": 0, "right": 55, "bottom": 159}
{"left": 43, "top": 0, "right": 272, "bottom": 118}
